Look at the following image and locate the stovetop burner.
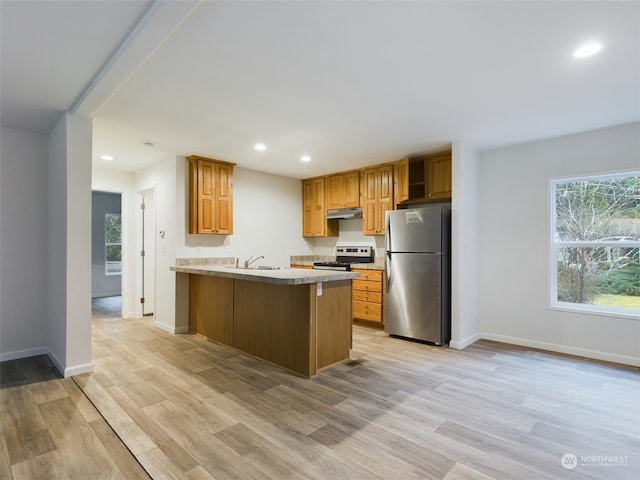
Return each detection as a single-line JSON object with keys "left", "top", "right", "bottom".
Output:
{"left": 312, "top": 245, "right": 375, "bottom": 271}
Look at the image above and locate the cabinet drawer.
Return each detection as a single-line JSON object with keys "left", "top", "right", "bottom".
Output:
{"left": 352, "top": 290, "right": 382, "bottom": 303}
{"left": 352, "top": 269, "right": 383, "bottom": 282}
{"left": 353, "top": 301, "right": 382, "bottom": 322}
{"left": 352, "top": 279, "right": 382, "bottom": 293}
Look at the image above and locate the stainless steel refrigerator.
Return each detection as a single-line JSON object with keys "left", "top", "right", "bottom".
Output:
{"left": 384, "top": 205, "right": 450, "bottom": 345}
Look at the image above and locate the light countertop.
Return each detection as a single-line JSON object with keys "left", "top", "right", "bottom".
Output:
{"left": 171, "top": 263, "right": 359, "bottom": 285}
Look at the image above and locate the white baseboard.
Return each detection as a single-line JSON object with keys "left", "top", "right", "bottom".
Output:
{"left": 480, "top": 332, "right": 640, "bottom": 367}
{"left": 64, "top": 362, "right": 94, "bottom": 377}
{"left": 174, "top": 326, "right": 189, "bottom": 334}
{"left": 46, "top": 349, "right": 65, "bottom": 376}
{"left": 0, "top": 347, "right": 94, "bottom": 377}
{"left": 450, "top": 332, "right": 481, "bottom": 350}
{"left": 0, "top": 346, "right": 48, "bottom": 362}
{"left": 153, "top": 320, "right": 177, "bottom": 334}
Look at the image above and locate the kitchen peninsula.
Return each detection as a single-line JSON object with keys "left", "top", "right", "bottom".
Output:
{"left": 171, "top": 259, "right": 359, "bottom": 377}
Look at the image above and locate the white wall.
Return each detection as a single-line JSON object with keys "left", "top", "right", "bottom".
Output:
{"left": 63, "top": 113, "right": 93, "bottom": 375}
{"left": 1, "top": 116, "right": 94, "bottom": 374}
{"left": 477, "top": 122, "right": 640, "bottom": 365}
{"left": 46, "top": 116, "right": 68, "bottom": 370}
{"left": 0, "top": 128, "right": 49, "bottom": 360}
{"left": 134, "top": 156, "right": 177, "bottom": 332}
{"left": 46, "top": 113, "right": 93, "bottom": 376}
{"left": 92, "top": 167, "right": 136, "bottom": 317}
{"left": 450, "top": 141, "right": 480, "bottom": 349}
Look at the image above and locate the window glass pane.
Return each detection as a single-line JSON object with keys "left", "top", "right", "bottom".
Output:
{"left": 105, "top": 214, "right": 122, "bottom": 243}
{"left": 556, "top": 246, "right": 640, "bottom": 308}
{"left": 554, "top": 176, "right": 640, "bottom": 241}
{"left": 105, "top": 213, "right": 122, "bottom": 275}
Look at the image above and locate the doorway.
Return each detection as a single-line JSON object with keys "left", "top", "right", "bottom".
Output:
{"left": 91, "top": 191, "right": 122, "bottom": 316}
{"left": 139, "top": 188, "right": 155, "bottom": 317}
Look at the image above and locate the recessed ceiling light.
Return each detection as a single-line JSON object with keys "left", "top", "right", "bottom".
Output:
{"left": 254, "top": 143, "right": 266, "bottom": 151}
{"left": 101, "top": 155, "right": 114, "bottom": 161}
{"left": 300, "top": 155, "right": 311, "bottom": 163}
{"left": 573, "top": 41, "right": 603, "bottom": 58}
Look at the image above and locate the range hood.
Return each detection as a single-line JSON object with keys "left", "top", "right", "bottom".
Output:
{"left": 326, "top": 207, "right": 362, "bottom": 220}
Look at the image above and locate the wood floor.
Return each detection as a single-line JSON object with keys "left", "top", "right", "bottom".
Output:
{"left": 1, "top": 312, "right": 638, "bottom": 479}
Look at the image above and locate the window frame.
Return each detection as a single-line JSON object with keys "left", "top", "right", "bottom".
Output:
{"left": 549, "top": 170, "right": 640, "bottom": 320}
{"left": 105, "top": 213, "right": 122, "bottom": 276}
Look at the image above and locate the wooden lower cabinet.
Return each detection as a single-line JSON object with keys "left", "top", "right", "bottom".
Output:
{"left": 189, "top": 275, "right": 233, "bottom": 344}
{"left": 352, "top": 269, "right": 384, "bottom": 324}
{"left": 187, "top": 274, "right": 352, "bottom": 377}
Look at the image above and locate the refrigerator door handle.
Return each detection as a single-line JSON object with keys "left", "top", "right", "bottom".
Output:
{"left": 385, "top": 252, "right": 392, "bottom": 292}
{"left": 385, "top": 211, "right": 391, "bottom": 253}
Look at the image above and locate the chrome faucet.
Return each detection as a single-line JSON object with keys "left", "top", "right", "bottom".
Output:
{"left": 244, "top": 255, "right": 264, "bottom": 268}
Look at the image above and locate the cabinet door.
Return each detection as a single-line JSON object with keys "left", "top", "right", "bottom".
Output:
{"left": 378, "top": 165, "right": 393, "bottom": 234}
{"left": 427, "top": 153, "right": 452, "bottom": 200}
{"left": 361, "top": 168, "right": 379, "bottom": 235}
{"left": 362, "top": 166, "right": 394, "bottom": 236}
{"left": 303, "top": 178, "right": 336, "bottom": 237}
{"left": 326, "top": 175, "right": 343, "bottom": 210}
{"left": 326, "top": 172, "right": 360, "bottom": 209}
{"left": 188, "top": 156, "right": 235, "bottom": 235}
{"left": 214, "top": 163, "right": 233, "bottom": 234}
{"left": 197, "top": 159, "right": 215, "bottom": 233}
{"left": 394, "top": 159, "right": 409, "bottom": 204}
{"left": 342, "top": 171, "right": 360, "bottom": 208}
{"left": 303, "top": 179, "right": 321, "bottom": 237}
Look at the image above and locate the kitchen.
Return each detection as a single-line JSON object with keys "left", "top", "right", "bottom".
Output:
{"left": 2, "top": 1, "right": 640, "bottom": 476}
{"left": 98, "top": 148, "right": 452, "bottom": 343}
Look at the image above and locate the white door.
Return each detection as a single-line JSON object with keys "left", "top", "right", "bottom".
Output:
{"left": 140, "top": 189, "right": 155, "bottom": 316}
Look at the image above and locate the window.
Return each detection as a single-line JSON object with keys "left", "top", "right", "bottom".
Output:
{"left": 105, "top": 213, "right": 122, "bottom": 275}
{"left": 550, "top": 172, "right": 640, "bottom": 318}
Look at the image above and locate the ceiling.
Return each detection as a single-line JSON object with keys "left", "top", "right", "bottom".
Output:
{"left": 2, "top": 1, "right": 639, "bottom": 179}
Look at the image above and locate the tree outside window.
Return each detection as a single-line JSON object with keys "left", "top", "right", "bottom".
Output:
{"left": 105, "top": 213, "right": 122, "bottom": 275}
{"left": 551, "top": 172, "right": 640, "bottom": 317}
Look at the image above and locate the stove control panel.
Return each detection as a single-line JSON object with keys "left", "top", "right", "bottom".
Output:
{"left": 335, "top": 245, "right": 374, "bottom": 260}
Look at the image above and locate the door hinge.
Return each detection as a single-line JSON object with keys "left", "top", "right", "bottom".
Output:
{"left": 140, "top": 297, "right": 145, "bottom": 304}
{"left": 140, "top": 203, "right": 146, "bottom": 210}
{"left": 140, "top": 250, "right": 145, "bottom": 257}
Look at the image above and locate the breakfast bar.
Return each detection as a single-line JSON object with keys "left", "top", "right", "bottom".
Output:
{"left": 171, "top": 260, "right": 359, "bottom": 377}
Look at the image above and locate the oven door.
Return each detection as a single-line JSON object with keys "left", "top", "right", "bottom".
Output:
{"left": 313, "top": 262, "right": 350, "bottom": 271}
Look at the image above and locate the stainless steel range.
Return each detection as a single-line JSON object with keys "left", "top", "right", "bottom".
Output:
{"left": 313, "top": 245, "right": 375, "bottom": 271}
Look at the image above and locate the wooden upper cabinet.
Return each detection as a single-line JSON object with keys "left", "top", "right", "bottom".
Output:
{"left": 188, "top": 155, "right": 235, "bottom": 235}
{"left": 395, "top": 150, "right": 452, "bottom": 204}
{"left": 426, "top": 152, "right": 452, "bottom": 200}
{"left": 326, "top": 171, "right": 360, "bottom": 210}
{"left": 394, "top": 159, "right": 409, "bottom": 204}
{"left": 362, "top": 165, "right": 393, "bottom": 236}
{"left": 302, "top": 177, "right": 338, "bottom": 238}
